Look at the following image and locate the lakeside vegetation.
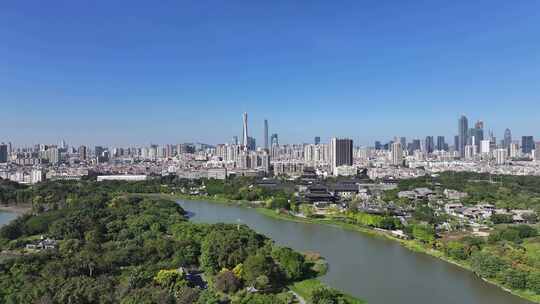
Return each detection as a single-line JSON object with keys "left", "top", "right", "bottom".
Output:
{"left": 157, "top": 172, "right": 540, "bottom": 303}
{"left": 0, "top": 178, "right": 362, "bottom": 304}
{"left": 2, "top": 172, "right": 540, "bottom": 302}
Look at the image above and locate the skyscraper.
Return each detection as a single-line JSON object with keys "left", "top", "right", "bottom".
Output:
{"left": 0, "top": 143, "right": 7, "bottom": 163}
{"left": 270, "top": 133, "right": 279, "bottom": 146}
{"left": 242, "top": 112, "right": 249, "bottom": 151}
{"left": 247, "top": 136, "right": 256, "bottom": 151}
{"left": 391, "top": 142, "right": 403, "bottom": 166}
{"left": 458, "top": 115, "right": 469, "bottom": 157}
{"left": 314, "top": 136, "right": 321, "bottom": 145}
{"left": 264, "top": 119, "right": 269, "bottom": 150}
{"left": 232, "top": 136, "right": 238, "bottom": 145}
{"left": 409, "top": 139, "right": 421, "bottom": 154}
{"left": 522, "top": 136, "right": 535, "bottom": 154}
{"left": 400, "top": 137, "right": 407, "bottom": 150}
{"left": 78, "top": 145, "right": 87, "bottom": 160}
{"left": 425, "top": 136, "right": 434, "bottom": 154}
{"left": 330, "top": 138, "right": 353, "bottom": 173}
{"left": 436, "top": 136, "right": 446, "bottom": 151}
{"left": 472, "top": 120, "right": 484, "bottom": 150}
{"left": 503, "top": 128, "right": 512, "bottom": 149}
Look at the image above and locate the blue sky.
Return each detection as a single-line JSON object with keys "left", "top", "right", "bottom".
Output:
{"left": 1, "top": 1, "right": 539, "bottom": 147}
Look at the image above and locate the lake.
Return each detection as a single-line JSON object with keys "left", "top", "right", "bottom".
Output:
{"left": 0, "top": 211, "right": 17, "bottom": 227}
{"left": 177, "top": 199, "right": 533, "bottom": 304}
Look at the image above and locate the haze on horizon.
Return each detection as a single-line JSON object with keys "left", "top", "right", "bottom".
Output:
{"left": 1, "top": 1, "right": 539, "bottom": 147}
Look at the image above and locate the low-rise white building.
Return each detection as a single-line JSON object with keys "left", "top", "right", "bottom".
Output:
{"left": 97, "top": 175, "right": 148, "bottom": 182}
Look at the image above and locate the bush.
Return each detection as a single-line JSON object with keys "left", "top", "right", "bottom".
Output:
{"left": 527, "top": 271, "right": 540, "bottom": 294}
{"left": 174, "top": 286, "right": 199, "bottom": 304}
{"left": 501, "top": 269, "right": 528, "bottom": 290}
{"left": 445, "top": 241, "right": 467, "bottom": 260}
{"left": 411, "top": 224, "right": 436, "bottom": 243}
{"left": 311, "top": 287, "right": 341, "bottom": 304}
{"left": 470, "top": 252, "right": 507, "bottom": 278}
{"left": 512, "top": 225, "right": 537, "bottom": 239}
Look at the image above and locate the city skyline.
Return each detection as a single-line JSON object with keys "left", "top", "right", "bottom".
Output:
{"left": 2, "top": 1, "right": 540, "bottom": 145}
{"left": 2, "top": 112, "right": 537, "bottom": 149}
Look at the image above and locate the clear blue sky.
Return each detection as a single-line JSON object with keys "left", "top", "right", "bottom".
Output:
{"left": 2, "top": 1, "right": 539, "bottom": 147}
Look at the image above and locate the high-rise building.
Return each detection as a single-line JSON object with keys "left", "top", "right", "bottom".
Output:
{"left": 232, "top": 136, "right": 238, "bottom": 145}
{"left": 264, "top": 119, "right": 269, "bottom": 150}
{"left": 0, "top": 143, "right": 7, "bottom": 163}
{"left": 425, "top": 136, "right": 434, "bottom": 154}
{"left": 247, "top": 136, "right": 256, "bottom": 151}
{"left": 510, "top": 143, "right": 520, "bottom": 158}
{"left": 436, "top": 136, "right": 446, "bottom": 151}
{"left": 375, "top": 141, "right": 382, "bottom": 150}
{"left": 330, "top": 138, "right": 353, "bottom": 173}
{"left": 391, "top": 142, "right": 403, "bottom": 166}
{"left": 242, "top": 112, "right": 249, "bottom": 151}
{"left": 46, "top": 147, "right": 60, "bottom": 164}
{"left": 475, "top": 120, "right": 484, "bottom": 130}
{"left": 314, "top": 136, "right": 321, "bottom": 145}
{"left": 78, "top": 145, "right": 88, "bottom": 160}
{"left": 270, "top": 133, "right": 279, "bottom": 146}
{"left": 95, "top": 146, "right": 105, "bottom": 158}
{"left": 400, "top": 137, "right": 407, "bottom": 150}
{"left": 495, "top": 148, "right": 507, "bottom": 165}
{"left": 522, "top": 136, "right": 535, "bottom": 154}
{"left": 535, "top": 143, "right": 540, "bottom": 161}
{"left": 503, "top": 128, "right": 512, "bottom": 149}
{"left": 409, "top": 139, "right": 421, "bottom": 154}
{"left": 458, "top": 115, "right": 468, "bottom": 157}
{"left": 464, "top": 145, "right": 476, "bottom": 160}
{"left": 480, "top": 140, "right": 491, "bottom": 154}
{"left": 471, "top": 120, "right": 484, "bottom": 151}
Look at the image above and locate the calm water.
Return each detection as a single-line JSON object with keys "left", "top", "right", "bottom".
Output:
{"left": 0, "top": 211, "right": 17, "bottom": 227}
{"left": 178, "top": 199, "right": 533, "bottom": 304}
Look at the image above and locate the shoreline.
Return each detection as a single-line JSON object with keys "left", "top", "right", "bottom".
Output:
{"left": 0, "top": 204, "right": 32, "bottom": 215}
{"left": 167, "top": 193, "right": 540, "bottom": 304}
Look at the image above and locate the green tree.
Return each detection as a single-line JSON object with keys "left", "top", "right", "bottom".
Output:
{"left": 243, "top": 254, "right": 279, "bottom": 287}
{"left": 491, "top": 214, "right": 514, "bottom": 224}
{"left": 214, "top": 270, "right": 241, "bottom": 294}
{"left": 271, "top": 246, "right": 306, "bottom": 281}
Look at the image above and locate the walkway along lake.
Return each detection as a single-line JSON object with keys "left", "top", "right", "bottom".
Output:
{"left": 177, "top": 199, "right": 533, "bottom": 304}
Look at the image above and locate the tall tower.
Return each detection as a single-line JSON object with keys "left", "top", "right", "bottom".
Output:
{"left": 458, "top": 115, "right": 468, "bottom": 158}
{"left": 391, "top": 142, "right": 403, "bottom": 166}
{"left": 264, "top": 119, "right": 269, "bottom": 150}
{"left": 242, "top": 112, "right": 248, "bottom": 151}
{"left": 330, "top": 138, "right": 353, "bottom": 174}
{"left": 503, "top": 128, "right": 512, "bottom": 149}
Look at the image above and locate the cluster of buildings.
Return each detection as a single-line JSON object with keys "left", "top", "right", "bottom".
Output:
{"left": 1, "top": 114, "right": 539, "bottom": 184}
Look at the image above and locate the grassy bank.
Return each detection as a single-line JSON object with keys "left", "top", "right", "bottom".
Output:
{"left": 289, "top": 279, "right": 366, "bottom": 304}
